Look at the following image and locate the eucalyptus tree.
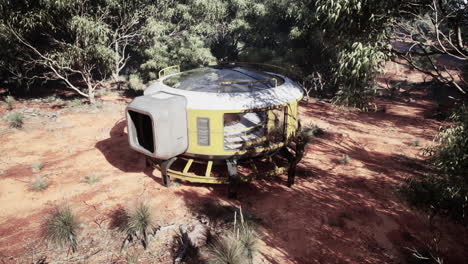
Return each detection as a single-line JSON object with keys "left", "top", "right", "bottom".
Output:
{"left": 139, "top": 0, "right": 217, "bottom": 80}
{"left": 1, "top": 0, "right": 114, "bottom": 103}
{"left": 315, "top": 0, "right": 405, "bottom": 109}
{"left": 392, "top": 0, "right": 468, "bottom": 95}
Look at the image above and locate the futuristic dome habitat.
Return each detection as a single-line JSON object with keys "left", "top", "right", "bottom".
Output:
{"left": 126, "top": 63, "right": 305, "bottom": 197}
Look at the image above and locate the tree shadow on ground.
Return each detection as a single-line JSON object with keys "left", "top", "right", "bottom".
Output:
{"left": 94, "top": 120, "right": 164, "bottom": 185}
{"left": 171, "top": 129, "right": 467, "bottom": 263}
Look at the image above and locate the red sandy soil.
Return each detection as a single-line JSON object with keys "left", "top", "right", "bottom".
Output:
{"left": 1, "top": 65, "right": 468, "bottom": 263}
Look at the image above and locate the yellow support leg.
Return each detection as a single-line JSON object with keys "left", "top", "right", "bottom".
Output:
{"left": 183, "top": 159, "right": 194, "bottom": 174}
{"left": 205, "top": 160, "right": 213, "bottom": 177}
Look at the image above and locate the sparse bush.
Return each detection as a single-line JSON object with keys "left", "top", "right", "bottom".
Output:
{"left": 90, "top": 100, "right": 103, "bottom": 110}
{"left": 411, "top": 139, "right": 420, "bottom": 147}
{"left": 32, "top": 161, "right": 44, "bottom": 172}
{"left": 4, "top": 96, "right": 14, "bottom": 110}
{"left": 301, "top": 123, "right": 325, "bottom": 140}
{"left": 404, "top": 246, "right": 443, "bottom": 264}
{"left": 5, "top": 112, "right": 24, "bottom": 128}
{"left": 67, "top": 98, "right": 84, "bottom": 108}
{"left": 83, "top": 174, "right": 99, "bottom": 184}
{"left": 30, "top": 176, "right": 49, "bottom": 191}
{"left": 119, "top": 202, "right": 156, "bottom": 250}
{"left": 44, "top": 205, "right": 79, "bottom": 252}
{"left": 128, "top": 74, "right": 146, "bottom": 91}
{"left": 402, "top": 105, "right": 468, "bottom": 224}
{"left": 339, "top": 154, "right": 350, "bottom": 165}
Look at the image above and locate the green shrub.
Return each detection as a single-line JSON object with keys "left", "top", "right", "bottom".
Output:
{"left": 4, "top": 96, "right": 14, "bottom": 110}
{"left": 128, "top": 74, "right": 146, "bottom": 91}
{"left": 331, "top": 42, "right": 385, "bottom": 110}
{"left": 44, "top": 205, "right": 79, "bottom": 252}
{"left": 339, "top": 154, "right": 350, "bottom": 165}
{"left": 83, "top": 174, "right": 99, "bottom": 184}
{"left": 30, "top": 176, "right": 48, "bottom": 191}
{"left": 402, "top": 105, "right": 468, "bottom": 224}
{"left": 32, "top": 161, "right": 44, "bottom": 172}
{"left": 119, "top": 202, "right": 156, "bottom": 250}
{"left": 5, "top": 112, "right": 24, "bottom": 128}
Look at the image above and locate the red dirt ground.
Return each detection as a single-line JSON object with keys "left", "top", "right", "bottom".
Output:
{"left": 1, "top": 64, "right": 468, "bottom": 263}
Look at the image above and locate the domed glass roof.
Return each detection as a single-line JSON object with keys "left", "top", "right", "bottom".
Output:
{"left": 162, "top": 65, "right": 284, "bottom": 93}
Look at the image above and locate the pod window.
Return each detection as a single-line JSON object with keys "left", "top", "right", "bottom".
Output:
{"left": 223, "top": 112, "right": 267, "bottom": 150}
{"left": 197, "top": 117, "right": 210, "bottom": 146}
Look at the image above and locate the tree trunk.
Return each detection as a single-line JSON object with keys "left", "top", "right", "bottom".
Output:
{"left": 88, "top": 85, "right": 96, "bottom": 104}
{"left": 112, "top": 38, "right": 121, "bottom": 82}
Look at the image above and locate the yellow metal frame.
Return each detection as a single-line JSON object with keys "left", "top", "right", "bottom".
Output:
{"left": 147, "top": 98, "right": 300, "bottom": 185}
{"left": 151, "top": 157, "right": 290, "bottom": 184}
{"left": 186, "top": 98, "right": 300, "bottom": 157}
{"left": 158, "top": 65, "right": 180, "bottom": 79}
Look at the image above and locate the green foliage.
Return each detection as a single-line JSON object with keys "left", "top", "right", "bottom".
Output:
{"left": 5, "top": 112, "right": 24, "bottom": 128}
{"left": 32, "top": 161, "right": 44, "bottom": 172}
{"left": 119, "top": 202, "right": 156, "bottom": 250}
{"left": 332, "top": 42, "right": 386, "bottom": 109}
{"left": 30, "top": 176, "right": 49, "bottom": 191}
{"left": 4, "top": 96, "right": 14, "bottom": 110}
{"left": 316, "top": 0, "right": 398, "bottom": 109}
{"left": 0, "top": 0, "right": 406, "bottom": 104}
{"left": 128, "top": 74, "right": 146, "bottom": 91}
{"left": 44, "top": 205, "right": 79, "bottom": 252}
{"left": 403, "top": 105, "right": 468, "bottom": 224}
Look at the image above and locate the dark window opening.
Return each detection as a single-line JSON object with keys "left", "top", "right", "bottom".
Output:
{"left": 128, "top": 110, "right": 154, "bottom": 153}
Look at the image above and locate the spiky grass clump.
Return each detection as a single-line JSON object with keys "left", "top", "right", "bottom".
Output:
{"left": 209, "top": 232, "right": 244, "bottom": 264}
{"left": 120, "top": 202, "right": 156, "bottom": 249}
{"left": 4, "top": 96, "right": 14, "bottom": 110}
{"left": 32, "top": 161, "right": 44, "bottom": 172}
{"left": 44, "top": 205, "right": 79, "bottom": 252}
{"left": 30, "top": 176, "right": 49, "bottom": 191}
{"left": 239, "top": 224, "right": 260, "bottom": 263}
{"left": 5, "top": 112, "right": 24, "bottom": 128}
{"left": 208, "top": 208, "right": 260, "bottom": 264}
